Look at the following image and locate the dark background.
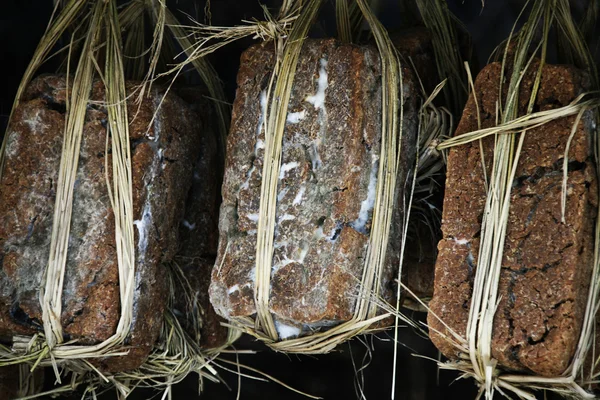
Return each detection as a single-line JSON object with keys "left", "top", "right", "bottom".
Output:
{"left": 1, "top": 1, "right": 596, "bottom": 399}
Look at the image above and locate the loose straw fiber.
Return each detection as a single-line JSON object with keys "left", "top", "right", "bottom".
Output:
{"left": 427, "top": 0, "right": 600, "bottom": 398}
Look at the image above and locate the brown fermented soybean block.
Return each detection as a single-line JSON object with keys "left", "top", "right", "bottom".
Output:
{"left": 0, "top": 75, "right": 202, "bottom": 371}
{"left": 210, "top": 39, "right": 419, "bottom": 337}
{"left": 428, "top": 62, "right": 598, "bottom": 376}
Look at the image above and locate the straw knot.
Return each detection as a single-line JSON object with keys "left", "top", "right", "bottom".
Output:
{"left": 254, "top": 20, "right": 287, "bottom": 41}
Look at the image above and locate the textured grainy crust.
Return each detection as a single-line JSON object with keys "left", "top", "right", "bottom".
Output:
{"left": 428, "top": 62, "right": 598, "bottom": 376}
{"left": 0, "top": 75, "right": 202, "bottom": 372}
{"left": 210, "top": 38, "right": 419, "bottom": 337}
{"left": 172, "top": 88, "right": 229, "bottom": 349}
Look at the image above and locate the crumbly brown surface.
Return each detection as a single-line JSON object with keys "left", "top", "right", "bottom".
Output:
{"left": 428, "top": 62, "right": 598, "bottom": 376}
{"left": 0, "top": 75, "right": 203, "bottom": 372}
{"left": 210, "top": 38, "right": 419, "bottom": 338}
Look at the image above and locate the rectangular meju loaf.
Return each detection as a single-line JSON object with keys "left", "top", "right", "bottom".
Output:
{"left": 209, "top": 38, "right": 419, "bottom": 339}
{"left": 0, "top": 75, "right": 203, "bottom": 371}
{"left": 428, "top": 62, "right": 598, "bottom": 376}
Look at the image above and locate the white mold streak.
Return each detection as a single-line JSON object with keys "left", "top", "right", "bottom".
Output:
{"left": 238, "top": 91, "right": 267, "bottom": 192}
{"left": 287, "top": 110, "right": 306, "bottom": 124}
{"left": 279, "top": 214, "right": 296, "bottom": 223}
{"left": 134, "top": 96, "right": 164, "bottom": 262}
{"left": 350, "top": 154, "right": 379, "bottom": 234}
{"left": 133, "top": 205, "right": 152, "bottom": 261}
{"left": 227, "top": 284, "right": 240, "bottom": 294}
{"left": 257, "top": 90, "right": 267, "bottom": 136}
{"left": 279, "top": 162, "right": 300, "bottom": 179}
{"left": 240, "top": 166, "right": 256, "bottom": 190}
{"left": 306, "top": 58, "right": 329, "bottom": 110}
{"left": 23, "top": 110, "right": 46, "bottom": 133}
{"left": 293, "top": 186, "right": 305, "bottom": 205}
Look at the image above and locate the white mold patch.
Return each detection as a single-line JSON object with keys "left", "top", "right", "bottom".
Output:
{"left": 293, "top": 186, "right": 305, "bottom": 205}
{"left": 240, "top": 165, "right": 256, "bottom": 191}
{"left": 23, "top": 110, "right": 46, "bottom": 133}
{"left": 279, "top": 162, "right": 300, "bottom": 179}
{"left": 257, "top": 90, "right": 268, "bottom": 136}
{"left": 133, "top": 204, "right": 152, "bottom": 260}
{"left": 312, "top": 224, "right": 339, "bottom": 244}
{"left": 275, "top": 320, "right": 301, "bottom": 340}
{"left": 453, "top": 238, "right": 469, "bottom": 245}
{"left": 304, "top": 58, "right": 328, "bottom": 174}
{"left": 313, "top": 225, "right": 325, "bottom": 240}
{"left": 287, "top": 110, "right": 306, "bottom": 124}
{"left": 4, "top": 132, "right": 20, "bottom": 159}
{"left": 278, "top": 214, "right": 296, "bottom": 223}
{"left": 182, "top": 220, "right": 196, "bottom": 230}
{"left": 238, "top": 91, "right": 267, "bottom": 195}
{"left": 350, "top": 154, "right": 380, "bottom": 234}
{"left": 227, "top": 284, "right": 240, "bottom": 295}
{"left": 306, "top": 58, "right": 329, "bottom": 110}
